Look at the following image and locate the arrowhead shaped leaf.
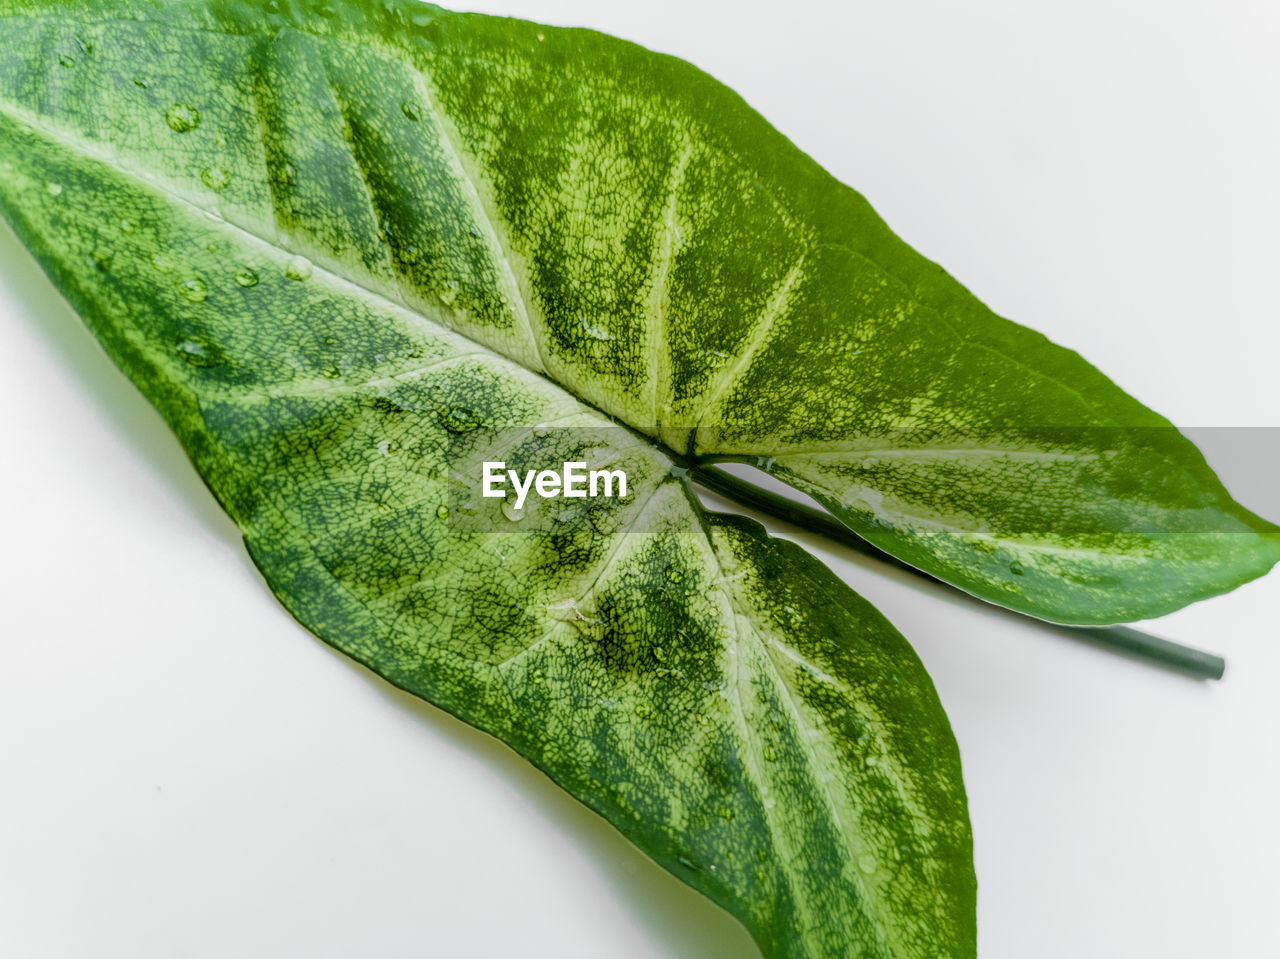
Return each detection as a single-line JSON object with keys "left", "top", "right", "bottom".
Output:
{"left": 0, "top": 2, "right": 975, "bottom": 956}
{"left": 0, "top": 0, "right": 1273, "bottom": 955}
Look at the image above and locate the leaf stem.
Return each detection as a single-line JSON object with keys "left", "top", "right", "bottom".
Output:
{"left": 691, "top": 466, "right": 1226, "bottom": 680}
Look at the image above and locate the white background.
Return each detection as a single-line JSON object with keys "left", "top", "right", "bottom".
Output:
{"left": 2, "top": 0, "right": 1278, "bottom": 956}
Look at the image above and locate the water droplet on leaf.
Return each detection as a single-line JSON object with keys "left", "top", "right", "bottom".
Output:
{"left": 579, "top": 316, "right": 612, "bottom": 341}
{"left": 45, "top": 182, "right": 62, "bottom": 196}
{"left": 437, "top": 406, "right": 481, "bottom": 433}
{"left": 771, "top": 604, "right": 799, "bottom": 629}
{"left": 435, "top": 505, "right": 449, "bottom": 520}
{"left": 176, "top": 275, "right": 208, "bottom": 302}
{"left": 175, "top": 337, "right": 225, "bottom": 368}
{"left": 501, "top": 499, "right": 524, "bottom": 523}
{"left": 400, "top": 100, "right": 422, "bottom": 121}
{"left": 58, "top": 53, "right": 74, "bottom": 68}
{"left": 234, "top": 267, "right": 259, "bottom": 287}
{"left": 165, "top": 103, "right": 200, "bottom": 132}
{"left": 284, "top": 255, "right": 312, "bottom": 281}
{"left": 200, "top": 165, "right": 231, "bottom": 190}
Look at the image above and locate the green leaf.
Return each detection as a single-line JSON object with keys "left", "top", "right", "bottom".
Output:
{"left": 0, "top": 2, "right": 975, "bottom": 956}
{"left": 5, "top": 2, "right": 1274, "bottom": 631}
{"left": 0, "top": 0, "right": 1273, "bottom": 953}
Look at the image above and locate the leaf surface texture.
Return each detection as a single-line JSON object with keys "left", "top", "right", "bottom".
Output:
{"left": 0, "top": 2, "right": 981, "bottom": 956}
{"left": 2, "top": 0, "right": 1275, "bottom": 954}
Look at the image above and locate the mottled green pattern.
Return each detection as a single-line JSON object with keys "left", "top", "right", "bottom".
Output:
{"left": 5, "top": 0, "right": 1275, "bottom": 630}
{"left": 0, "top": 2, "right": 978, "bottom": 957}
{"left": 0, "top": 0, "right": 1272, "bottom": 955}
{"left": 407, "top": 4, "right": 1279, "bottom": 624}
